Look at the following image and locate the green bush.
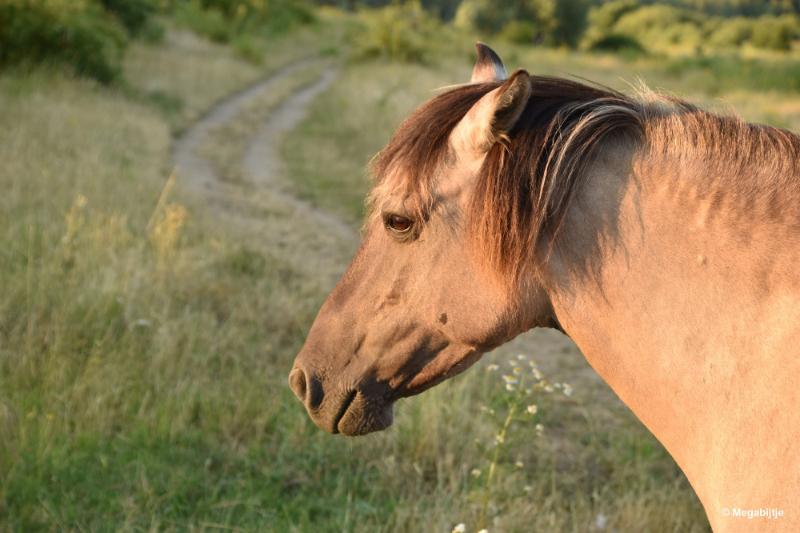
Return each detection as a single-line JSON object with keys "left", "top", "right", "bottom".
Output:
{"left": 454, "top": 0, "right": 588, "bottom": 48}
{"left": 352, "top": 2, "right": 441, "bottom": 63}
{"left": 173, "top": 1, "right": 232, "bottom": 42}
{"left": 99, "top": 0, "right": 160, "bottom": 38}
{"left": 750, "top": 16, "right": 794, "bottom": 50}
{"left": 0, "top": 1, "right": 127, "bottom": 84}
{"left": 582, "top": 0, "right": 639, "bottom": 49}
{"left": 588, "top": 33, "right": 644, "bottom": 54}
{"left": 453, "top": 0, "right": 528, "bottom": 34}
{"left": 549, "top": 0, "right": 588, "bottom": 48}
{"left": 170, "top": 0, "right": 315, "bottom": 43}
{"left": 612, "top": 4, "right": 706, "bottom": 52}
{"left": 499, "top": 20, "right": 538, "bottom": 44}
{"left": 708, "top": 17, "right": 753, "bottom": 48}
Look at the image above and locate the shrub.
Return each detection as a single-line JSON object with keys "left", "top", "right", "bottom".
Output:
{"left": 499, "top": 20, "right": 538, "bottom": 45}
{"left": 170, "top": 0, "right": 315, "bottom": 43}
{"left": 455, "top": 0, "right": 588, "bottom": 48}
{"left": 98, "top": 0, "right": 160, "bottom": 38}
{"left": 588, "top": 33, "right": 644, "bottom": 54}
{"left": 612, "top": 4, "right": 705, "bottom": 53}
{"left": 173, "top": 1, "right": 232, "bottom": 42}
{"left": 582, "top": 0, "right": 639, "bottom": 49}
{"left": 750, "top": 16, "right": 794, "bottom": 51}
{"left": 352, "top": 2, "right": 441, "bottom": 63}
{"left": 453, "top": 0, "right": 528, "bottom": 35}
{"left": 547, "top": 0, "right": 589, "bottom": 48}
{"left": 708, "top": 17, "right": 753, "bottom": 48}
{"left": 0, "top": 1, "right": 127, "bottom": 83}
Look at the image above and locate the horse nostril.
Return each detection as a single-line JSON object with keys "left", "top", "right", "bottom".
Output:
{"left": 289, "top": 368, "right": 307, "bottom": 403}
{"left": 306, "top": 374, "right": 324, "bottom": 410}
{"left": 289, "top": 368, "right": 325, "bottom": 410}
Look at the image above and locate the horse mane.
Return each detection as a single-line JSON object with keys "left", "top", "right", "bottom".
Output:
{"left": 369, "top": 75, "right": 800, "bottom": 283}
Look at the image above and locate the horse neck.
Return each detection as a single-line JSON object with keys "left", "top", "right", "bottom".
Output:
{"left": 543, "top": 137, "right": 800, "bottom": 529}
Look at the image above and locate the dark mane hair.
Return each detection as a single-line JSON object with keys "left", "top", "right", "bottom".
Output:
{"left": 370, "top": 76, "right": 643, "bottom": 281}
{"left": 369, "top": 75, "right": 800, "bottom": 284}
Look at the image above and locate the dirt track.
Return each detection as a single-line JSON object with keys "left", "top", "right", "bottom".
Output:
{"left": 172, "top": 59, "right": 357, "bottom": 286}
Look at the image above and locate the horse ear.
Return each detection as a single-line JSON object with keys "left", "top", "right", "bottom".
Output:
{"left": 452, "top": 69, "right": 531, "bottom": 155}
{"left": 471, "top": 42, "right": 507, "bottom": 83}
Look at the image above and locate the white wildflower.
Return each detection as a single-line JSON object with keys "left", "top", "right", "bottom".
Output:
{"left": 535, "top": 423, "right": 544, "bottom": 436}
{"left": 471, "top": 468, "right": 481, "bottom": 478}
{"left": 452, "top": 524, "right": 466, "bottom": 533}
{"left": 563, "top": 383, "right": 573, "bottom": 396}
{"left": 526, "top": 404, "right": 538, "bottom": 415}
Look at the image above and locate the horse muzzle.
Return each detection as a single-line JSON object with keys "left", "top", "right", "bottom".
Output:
{"left": 288, "top": 366, "right": 395, "bottom": 436}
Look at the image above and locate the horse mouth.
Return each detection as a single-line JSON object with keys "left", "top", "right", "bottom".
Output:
{"left": 333, "top": 390, "right": 394, "bottom": 436}
{"left": 332, "top": 390, "right": 357, "bottom": 434}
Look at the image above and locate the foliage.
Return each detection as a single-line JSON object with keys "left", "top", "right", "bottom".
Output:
{"left": 168, "top": 0, "right": 315, "bottom": 42}
{"left": 582, "top": 0, "right": 642, "bottom": 49}
{"left": 613, "top": 4, "right": 704, "bottom": 50}
{"left": 172, "top": 1, "right": 233, "bottom": 42}
{"left": 99, "top": 0, "right": 162, "bottom": 38}
{"left": 548, "top": 0, "right": 589, "bottom": 48}
{"left": 0, "top": 1, "right": 128, "bottom": 83}
{"left": 499, "top": 20, "right": 539, "bottom": 44}
{"left": 749, "top": 15, "right": 796, "bottom": 50}
{"left": 453, "top": 0, "right": 533, "bottom": 34}
{"left": 678, "top": 0, "right": 800, "bottom": 17}
{"left": 582, "top": 2, "right": 799, "bottom": 54}
{"left": 351, "top": 1, "right": 442, "bottom": 63}
{"left": 588, "top": 33, "right": 645, "bottom": 54}
{"left": 707, "top": 16, "right": 753, "bottom": 47}
{"left": 454, "top": 0, "right": 588, "bottom": 48}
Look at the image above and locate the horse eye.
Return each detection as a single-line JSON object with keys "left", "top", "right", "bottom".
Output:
{"left": 385, "top": 214, "right": 414, "bottom": 234}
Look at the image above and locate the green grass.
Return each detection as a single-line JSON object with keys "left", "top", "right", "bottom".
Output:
{"left": 4, "top": 9, "right": 800, "bottom": 531}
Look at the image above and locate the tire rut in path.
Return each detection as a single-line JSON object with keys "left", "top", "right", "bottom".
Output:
{"left": 242, "top": 66, "right": 354, "bottom": 245}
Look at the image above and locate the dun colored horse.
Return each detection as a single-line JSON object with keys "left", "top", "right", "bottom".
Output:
{"left": 289, "top": 43, "right": 800, "bottom": 531}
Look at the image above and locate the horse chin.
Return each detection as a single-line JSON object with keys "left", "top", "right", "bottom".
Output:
{"left": 336, "top": 393, "right": 395, "bottom": 436}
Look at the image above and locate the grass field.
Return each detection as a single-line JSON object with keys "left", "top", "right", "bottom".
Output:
{"left": 2, "top": 9, "right": 799, "bottom": 532}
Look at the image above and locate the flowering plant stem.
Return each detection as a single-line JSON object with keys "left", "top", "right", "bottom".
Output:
{"left": 478, "top": 401, "right": 517, "bottom": 529}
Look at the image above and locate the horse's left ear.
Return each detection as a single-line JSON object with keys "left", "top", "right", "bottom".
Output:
{"left": 472, "top": 42, "right": 507, "bottom": 83}
{"left": 452, "top": 69, "right": 532, "bottom": 155}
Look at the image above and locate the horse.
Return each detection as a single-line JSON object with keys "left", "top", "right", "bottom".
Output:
{"left": 289, "top": 43, "right": 800, "bottom": 531}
